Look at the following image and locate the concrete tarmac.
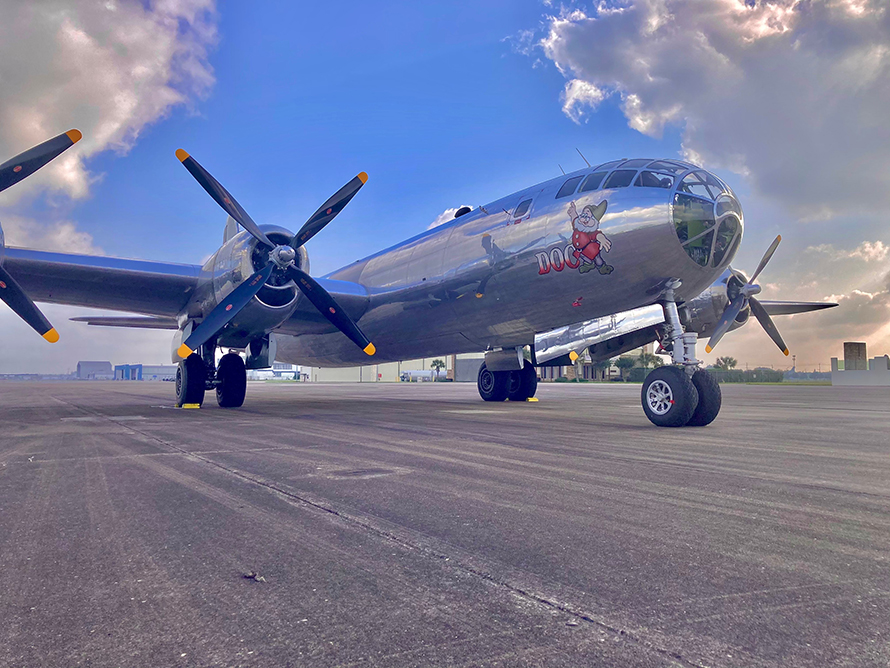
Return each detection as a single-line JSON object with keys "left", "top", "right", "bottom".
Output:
{"left": 1, "top": 380, "right": 888, "bottom": 668}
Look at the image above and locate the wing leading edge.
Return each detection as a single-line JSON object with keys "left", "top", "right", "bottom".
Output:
{"left": 3, "top": 247, "right": 201, "bottom": 317}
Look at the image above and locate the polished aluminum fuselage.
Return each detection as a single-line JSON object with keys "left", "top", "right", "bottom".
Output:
{"left": 276, "top": 165, "right": 738, "bottom": 367}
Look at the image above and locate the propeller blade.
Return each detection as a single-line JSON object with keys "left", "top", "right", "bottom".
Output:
{"left": 291, "top": 173, "right": 367, "bottom": 249}
{"left": 177, "top": 263, "right": 274, "bottom": 358}
{"left": 0, "top": 130, "right": 82, "bottom": 194}
{"left": 175, "top": 149, "right": 275, "bottom": 249}
{"left": 0, "top": 265, "right": 58, "bottom": 342}
{"left": 749, "top": 234, "right": 781, "bottom": 284}
{"left": 756, "top": 300, "right": 838, "bottom": 316}
{"left": 705, "top": 294, "right": 746, "bottom": 354}
{"left": 749, "top": 297, "right": 789, "bottom": 356}
{"left": 286, "top": 266, "right": 375, "bottom": 355}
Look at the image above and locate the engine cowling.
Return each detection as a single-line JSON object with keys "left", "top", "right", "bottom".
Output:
{"left": 681, "top": 267, "right": 750, "bottom": 337}
{"left": 198, "top": 224, "right": 308, "bottom": 348}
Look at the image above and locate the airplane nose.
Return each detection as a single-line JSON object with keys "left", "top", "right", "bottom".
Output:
{"left": 671, "top": 168, "right": 743, "bottom": 269}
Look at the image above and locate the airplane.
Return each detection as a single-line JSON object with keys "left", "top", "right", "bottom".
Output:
{"left": 1, "top": 133, "right": 837, "bottom": 426}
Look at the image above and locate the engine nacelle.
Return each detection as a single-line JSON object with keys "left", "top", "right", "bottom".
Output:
{"left": 681, "top": 267, "right": 750, "bottom": 337}
{"left": 198, "top": 224, "right": 308, "bottom": 349}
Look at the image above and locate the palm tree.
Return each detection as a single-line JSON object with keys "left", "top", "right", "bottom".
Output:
{"left": 430, "top": 358, "right": 446, "bottom": 380}
{"left": 615, "top": 356, "right": 636, "bottom": 381}
{"left": 715, "top": 356, "right": 738, "bottom": 370}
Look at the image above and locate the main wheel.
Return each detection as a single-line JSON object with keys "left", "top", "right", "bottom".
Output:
{"left": 216, "top": 353, "right": 247, "bottom": 408}
{"left": 176, "top": 353, "right": 206, "bottom": 407}
{"left": 507, "top": 361, "right": 538, "bottom": 401}
{"left": 641, "top": 366, "right": 699, "bottom": 427}
{"left": 686, "top": 369, "right": 722, "bottom": 427}
{"left": 477, "top": 362, "right": 509, "bottom": 402}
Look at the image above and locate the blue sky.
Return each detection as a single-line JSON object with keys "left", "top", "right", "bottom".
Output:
{"left": 70, "top": 1, "right": 689, "bottom": 274}
{"left": 1, "top": 0, "right": 888, "bottom": 372}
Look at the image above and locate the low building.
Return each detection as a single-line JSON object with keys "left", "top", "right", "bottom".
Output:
{"left": 76, "top": 361, "right": 113, "bottom": 380}
{"left": 114, "top": 364, "right": 177, "bottom": 381}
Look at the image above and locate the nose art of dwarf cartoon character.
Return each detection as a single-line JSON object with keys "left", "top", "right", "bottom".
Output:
{"left": 567, "top": 200, "right": 613, "bottom": 275}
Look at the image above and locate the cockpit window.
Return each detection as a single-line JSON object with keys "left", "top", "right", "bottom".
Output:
{"left": 679, "top": 173, "right": 715, "bottom": 200}
{"left": 646, "top": 160, "right": 686, "bottom": 174}
{"left": 556, "top": 175, "right": 584, "bottom": 199}
{"left": 513, "top": 199, "right": 532, "bottom": 218}
{"left": 593, "top": 160, "right": 623, "bottom": 171}
{"left": 712, "top": 216, "right": 740, "bottom": 267}
{"left": 698, "top": 171, "right": 726, "bottom": 195}
{"left": 674, "top": 191, "right": 715, "bottom": 247}
{"left": 579, "top": 171, "right": 607, "bottom": 193}
{"left": 603, "top": 170, "right": 636, "bottom": 189}
{"left": 685, "top": 230, "right": 714, "bottom": 267}
{"left": 635, "top": 171, "right": 674, "bottom": 189}
{"left": 618, "top": 158, "right": 651, "bottom": 169}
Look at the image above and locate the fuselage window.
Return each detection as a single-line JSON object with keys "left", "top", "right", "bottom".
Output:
{"left": 603, "top": 170, "right": 636, "bottom": 189}
{"left": 635, "top": 171, "right": 674, "bottom": 189}
{"left": 556, "top": 175, "right": 584, "bottom": 199}
{"left": 579, "top": 171, "right": 607, "bottom": 193}
{"left": 513, "top": 199, "right": 533, "bottom": 218}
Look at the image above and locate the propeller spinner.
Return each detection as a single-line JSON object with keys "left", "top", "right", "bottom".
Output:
{"left": 0, "top": 129, "right": 83, "bottom": 342}
{"left": 175, "top": 150, "right": 375, "bottom": 358}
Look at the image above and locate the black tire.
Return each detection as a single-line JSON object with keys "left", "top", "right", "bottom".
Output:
{"left": 477, "top": 362, "right": 509, "bottom": 402}
{"left": 686, "top": 369, "right": 722, "bottom": 426}
{"left": 216, "top": 353, "right": 247, "bottom": 408}
{"left": 176, "top": 353, "right": 206, "bottom": 407}
{"left": 507, "top": 361, "right": 538, "bottom": 401}
{"left": 641, "top": 366, "right": 699, "bottom": 427}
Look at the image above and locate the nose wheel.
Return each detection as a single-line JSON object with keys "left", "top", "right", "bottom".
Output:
{"left": 641, "top": 285, "right": 722, "bottom": 427}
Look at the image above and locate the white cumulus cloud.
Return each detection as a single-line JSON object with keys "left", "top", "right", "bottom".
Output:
{"left": 0, "top": 0, "right": 217, "bottom": 204}
{"left": 537, "top": 0, "right": 890, "bottom": 219}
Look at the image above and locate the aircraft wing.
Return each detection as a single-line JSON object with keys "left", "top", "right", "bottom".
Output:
{"left": 3, "top": 247, "right": 201, "bottom": 317}
{"left": 4, "top": 247, "right": 370, "bottom": 337}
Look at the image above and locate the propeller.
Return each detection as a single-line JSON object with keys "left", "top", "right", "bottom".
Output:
{"left": 705, "top": 235, "right": 790, "bottom": 356}
{"left": 0, "top": 129, "right": 83, "bottom": 342}
{"left": 175, "top": 150, "right": 375, "bottom": 359}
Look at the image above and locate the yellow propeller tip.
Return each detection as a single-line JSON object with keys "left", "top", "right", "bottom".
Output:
{"left": 569, "top": 351, "right": 579, "bottom": 362}
{"left": 42, "top": 328, "right": 60, "bottom": 343}
{"left": 705, "top": 345, "right": 713, "bottom": 354}
{"left": 777, "top": 234, "right": 782, "bottom": 242}
{"left": 475, "top": 293, "right": 484, "bottom": 299}
{"left": 363, "top": 343, "right": 376, "bottom": 356}
{"left": 357, "top": 172, "right": 368, "bottom": 184}
{"left": 177, "top": 343, "right": 193, "bottom": 358}
{"left": 783, "top": 348, "right": 790, "bottom": 356}
{"left": 175, "top": 148, "right": 190, "bottom": 162}
{"left": 66, "top": 129, "right": 82, "bottom": 144}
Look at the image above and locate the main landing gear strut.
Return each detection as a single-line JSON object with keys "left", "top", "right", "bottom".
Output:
{"left": 642, "top": 281, "right": 721, "bottom": 427}
{"left": 477, "top": 360, "right": 538, "bottom": 402}
{"left": 175, "top": 338, "right": 247, "bottom": 408}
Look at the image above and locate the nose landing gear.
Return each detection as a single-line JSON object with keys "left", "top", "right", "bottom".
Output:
{"left": 642, "top": 281, "right": 722, "bottom": 427}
